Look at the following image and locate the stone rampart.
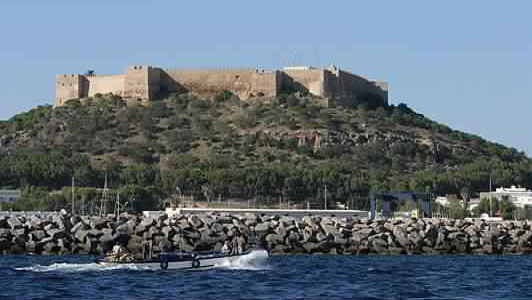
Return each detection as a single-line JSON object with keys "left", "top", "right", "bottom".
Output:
{"left": 55, "top": 64, "right": 388, "bottom": 107}
{"left": 1, "top": 213, "right": 532, "bottom": 256}
{"left": 163, "top": 68, "right": 280, "bottom": 100}
{"left": 84, "top": 74, "right": 126, "bottom": 98}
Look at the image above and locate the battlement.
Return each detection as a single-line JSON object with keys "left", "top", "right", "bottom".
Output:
{"left": 55, "top": 64, "right": 388, "bottom": 107}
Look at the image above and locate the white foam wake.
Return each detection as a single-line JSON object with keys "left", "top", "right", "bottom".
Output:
{"left": 15, "top": 262, "right": 151, "bottom": 273}
{"left": 215, "top": 250, "right": 270, "bottom": 270}
{"left": 16, "top": 250, "right": 270, "bottom": 273}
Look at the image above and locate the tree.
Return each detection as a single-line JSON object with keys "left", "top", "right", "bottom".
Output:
{"left": 448, "top": 200, "right": 467, "bottom": 219}
{"left": 499, "top": 198, "right": 515, "bottom": 220}
{"left": 119, "top": 185, "right": 161, "bottom": 213}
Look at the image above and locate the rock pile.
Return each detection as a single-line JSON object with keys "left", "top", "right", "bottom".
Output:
{"left": 1, "top": 212, "right": 532, "bottom": 256}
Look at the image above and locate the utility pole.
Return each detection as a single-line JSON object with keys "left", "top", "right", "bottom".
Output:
{"left": 324, "top": 185, "right": 328, "bottom": 210}
{"left": 279, "top": 196, "right": 282, "bottom": 209}
{"left": 71, "top": 176, "right": 75, "bottom": 215}
{"left": 115, "top": 192, "right": 121, "bottom": 222}
{"left": 117, "top": 193, "right": 120, "bottom": 222}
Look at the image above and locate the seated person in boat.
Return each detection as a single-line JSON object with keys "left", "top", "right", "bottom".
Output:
{"left": 221, "top": 235, "right": 247, "bottom": 255}
{"left": 106, "top": 243, "right": 133, "bottom": 262}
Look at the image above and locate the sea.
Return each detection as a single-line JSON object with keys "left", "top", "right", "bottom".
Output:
{"left": 2, "top": 252, "right": 532, "bottom": 300}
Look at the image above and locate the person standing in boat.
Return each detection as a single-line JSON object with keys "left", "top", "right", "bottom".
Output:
{"left": 222, "top": 238, "right": 232, "bottom": 254}
{"left": 236, "top": 234, "right": 246, "bottom": 254}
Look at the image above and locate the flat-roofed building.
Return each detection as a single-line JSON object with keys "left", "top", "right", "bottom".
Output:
{"left": 0, "top": 190, "right": 21, "bottom": 203}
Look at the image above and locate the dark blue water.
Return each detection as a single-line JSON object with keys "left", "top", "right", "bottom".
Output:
{"left": 2, "top": 254, "right": 532, "bottom": 300}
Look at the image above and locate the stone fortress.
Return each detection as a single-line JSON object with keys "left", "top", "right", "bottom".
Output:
{"left": 55, "top": 65, "right": 388, "bottom": 107}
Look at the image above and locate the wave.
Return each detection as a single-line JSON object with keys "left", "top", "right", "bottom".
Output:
{"left": 215, "top": 250, "right": 270, "bottom": 271}
{"left": 15, "top": 262, "right": 151, "bottom": 273}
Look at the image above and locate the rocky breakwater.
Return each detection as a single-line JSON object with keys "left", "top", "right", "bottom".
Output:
{"left": 2, "top": 213, "right": 532, "bottom": 256}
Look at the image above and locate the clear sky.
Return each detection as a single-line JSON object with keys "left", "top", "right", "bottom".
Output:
{"left": 1, "top": 0, "right": 531, "bottom": 154}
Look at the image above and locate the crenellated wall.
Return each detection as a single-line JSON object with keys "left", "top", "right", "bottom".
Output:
{"left": 123, "top": 66, "right": 160, "bottom": 103}
{"left": 56, "top": 74, "right": 84, "bottom": 106}
{"left": 55, "top": 64, "right": 388, "bottom": 107}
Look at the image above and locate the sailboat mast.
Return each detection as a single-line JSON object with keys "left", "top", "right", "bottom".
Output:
{"left": 71, "top": 176, "right": 75, "bottom": 215}
{"left": 489, "top": 175, "right": 492, "bottom": 217}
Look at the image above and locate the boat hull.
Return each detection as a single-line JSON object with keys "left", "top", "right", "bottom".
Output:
{"left": 97, "top": 250, "right": 268, "bottom": 270}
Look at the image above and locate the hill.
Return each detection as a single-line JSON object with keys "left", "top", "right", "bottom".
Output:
{"left": 0, "top": 92, "right": 531, "bottom": 210}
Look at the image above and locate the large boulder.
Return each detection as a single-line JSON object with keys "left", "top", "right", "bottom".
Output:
{"left": 7, "top": 217, "right": 23, "bottom": 229}
{"left": 265, "top": 233, "right": 284, "bottom": 246}
{"left": 161, "top": 226, "right": 176, "bottom": 239}
{"left": 188, "top": 215, "right": 204, "bottom": 228}
{"left": 182, "top": 229, "right": 200, "bottom": 240}
{"left": 28, "top": 216, "right": 50, "bottom": 230}
{"left": 46, "top": 229, "right": 66, "bottom": 240}
{"left": 302, "top": 242, "right": 321, "bottom": 253}
{"left": 70, "top": 221, "right": 88, "bottom": 234}
{"left": 74, "top": 230, "right": 89, "bottom": 243}
{"left": 0, "top": 216, "right": 7, "bottom": 228}
{"left": 30, "top": 230, "right": 46, "bottom": 241}
{"left": 90, "top": 218, "right": 108, "bottom": 230}
{"left": 52, "top": 215, "right": 69, "bottom": 230}
{"left": 0, "top": 238, "right": 11, "bottom": 251}
{"left": 321, "top": 224, "right": 340, "bottom": 237}
{"left": 370, "top": 237, "right": 388, "bottom": 253}
{"left": 254, "top": 222, "right": 271, "bottom": 236}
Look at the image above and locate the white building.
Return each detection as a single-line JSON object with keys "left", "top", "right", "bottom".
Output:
{"left": 435, "top": 196, "right": 450, "bottom": 207}
{"left": 480, "top": 185, "right": 532, "bottom": 208}
{"left": 513, "top": 196, "right": 532, "bottom": 208}
{"left": 0, "top": 190, "right": 21, "bottom": 203}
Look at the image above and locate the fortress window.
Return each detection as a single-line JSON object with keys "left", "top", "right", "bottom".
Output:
{"left": 235, "top": 75, "right": 240, "bottom": 79}
{"left": 62, "top": 83, "right": 65, "bottom": 87}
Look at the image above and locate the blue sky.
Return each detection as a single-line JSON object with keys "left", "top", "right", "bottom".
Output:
{"left": 1, "top": 0, "right": 531, "bottom": 153}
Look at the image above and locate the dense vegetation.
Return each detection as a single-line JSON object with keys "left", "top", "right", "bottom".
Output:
{"left": 1, "top": 92, "right": 531, "bottom": 213}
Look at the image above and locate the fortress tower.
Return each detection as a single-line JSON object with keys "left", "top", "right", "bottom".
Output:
{"left": 55, "top": 65, "right": 388, "bottom": 107}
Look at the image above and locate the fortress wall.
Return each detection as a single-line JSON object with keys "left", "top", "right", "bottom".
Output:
{"left": 54, "top": 65, "right": 387, "bottom": 107}
{"left": 251, "top": 71, "right": 281, "bottom": 97}
{"left": 55, "top": 74, "right": 83, "bottom": 106}
{"left": 373, "top": 81, "right": 389, "bottom": 101}
{"left": 282, "top": 69, "right": 324, "bottom": 96}
{"left": 123, "top": 66, "right": 160, "bottom": 102}
{"left": 322, "top": 69, "right": 339, "bottom": 98}
{"left": 147, "top": 67, "right": 161, "bottom": 100}
{"left": 335, "top": 70, "right": 389, "bottom": 106}
{"left": 85, "top": 74, "right": 126, "bottom": 98}
{"left": 163, "top": 69, "right": 279, "bottom": 99}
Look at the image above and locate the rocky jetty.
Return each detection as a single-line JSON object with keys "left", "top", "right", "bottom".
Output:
{"left": 1, "top": 212, "right": 532, "bottom": 256}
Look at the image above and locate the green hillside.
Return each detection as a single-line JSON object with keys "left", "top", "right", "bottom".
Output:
{"left": 0, "top": 92, "right": 530, "bottom": 210}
